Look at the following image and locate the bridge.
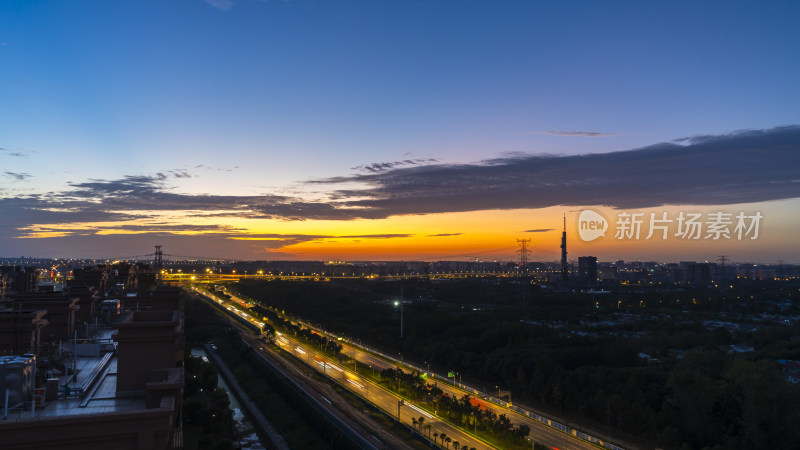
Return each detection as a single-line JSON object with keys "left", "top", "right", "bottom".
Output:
{"left": 160, "top": 271, "right": 558, "bottom": 283}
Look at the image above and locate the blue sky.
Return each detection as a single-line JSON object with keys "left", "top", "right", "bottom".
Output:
{"left": 1, "top": 1, "right": 798, "bottom": 260}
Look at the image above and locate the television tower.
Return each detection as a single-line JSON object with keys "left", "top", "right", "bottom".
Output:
{"left": 561, "top": 214, "right": 568, "bottom": 284}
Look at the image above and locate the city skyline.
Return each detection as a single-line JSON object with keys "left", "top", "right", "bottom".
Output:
{"left": 1, "top": 1, "right": 799, "bottom": 262}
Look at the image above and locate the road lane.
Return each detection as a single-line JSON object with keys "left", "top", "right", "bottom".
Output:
{"left": 192, "top": 288, "right": 411, "bottom": 449}
{"left": 207, "top": 287, "right": 624, "bottom": 450}
{"left": 195, "top": 287, "right": 492, "bottom": 450}
{"left": 275, "top": 333, "right": 494, "bottom": 450}
{"left": 337, "top": 341, "right": 598, "bottom": 449}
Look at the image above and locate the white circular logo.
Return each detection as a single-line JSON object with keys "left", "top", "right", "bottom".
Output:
{"left": 578, "top": 210, "right": 608, "bottom": 241}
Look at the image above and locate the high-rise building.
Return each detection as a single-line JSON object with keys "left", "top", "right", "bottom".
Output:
{"left": 578, "top": 256, "right": 598, "bottom": 286}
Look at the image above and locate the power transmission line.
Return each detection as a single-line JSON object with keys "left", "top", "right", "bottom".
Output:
{"left": 517, "top": 238, "right": 531, "bottom": 272}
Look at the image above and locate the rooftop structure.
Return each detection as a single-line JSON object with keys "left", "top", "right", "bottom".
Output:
{"left": 114, "top": 310, "right": 184, "bottom": 396}
{"left": 0, "top": 310, "right": 183, "bottom": 449}
{"left": 0, "top": 310, "right": 49, "bottom": 356}
{"left": 0, "top": 261, "right": 184, "bottom": 449}
{"left": 2, "top": 295, "right": 79, "bottom": 342}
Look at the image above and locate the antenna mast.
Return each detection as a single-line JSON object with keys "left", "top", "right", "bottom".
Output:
{"left": 561, "top": 214, "right": 568, "bottom": 284}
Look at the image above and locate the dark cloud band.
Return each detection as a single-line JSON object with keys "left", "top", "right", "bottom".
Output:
{"left": 0, "top": 126, "right": 798, "bottom": 241}
{"left": 320, "top": 125, "right": 800, "bottom": 219}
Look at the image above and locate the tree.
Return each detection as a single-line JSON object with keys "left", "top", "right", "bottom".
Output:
{"left": 493, "top": 413, "right": 512, "bottom": 437}
{"left": 418, "top": 416, "right": 425, "bottom": 431}
{"left": 515, "top": 424, "right": 531, "bottom": 441}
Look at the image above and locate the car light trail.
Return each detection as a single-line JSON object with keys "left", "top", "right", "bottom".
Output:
{"left": 347, "top": 379, "right": 364, "bottom": 389}
{"left": 406, "top": 402, "right": 433, "bottom": 419}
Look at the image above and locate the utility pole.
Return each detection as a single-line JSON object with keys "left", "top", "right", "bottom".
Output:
{"left": 517, "top": 238, "right": 531, "bottom": 273}
{"left": 717, "top": 255, "right": 729, "bottom": 282}
{"left": 517, "top": 238, "right": 532, "bottom": 305}
{"left": 153, "top": 245, "right": 163, "bottom": 283}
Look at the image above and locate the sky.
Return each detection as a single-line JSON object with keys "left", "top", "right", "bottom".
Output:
{"left": 1, "top": 0, "right": 799, "bottom": 263}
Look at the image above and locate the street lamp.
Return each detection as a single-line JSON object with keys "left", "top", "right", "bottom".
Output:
{"left": 393, "top": 300, "right": 403, "bottom": 338}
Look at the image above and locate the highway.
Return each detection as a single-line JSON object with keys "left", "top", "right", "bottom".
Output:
{"left": 198, "top": 286, "right": 627, "bottom": 450}
{"left": 192, "top": 286, "right": 491, "bottom": 450}
{"left": 191, "top": 288, "right": 406, "bottom": 449}
{"left": 273, "top": 333, "right": 493, "bottom": 450}
{"left": 314, "top": 336, "right": 612, "bottom": 450}
{"left": 338, "top": 343, "right": 610, "bottom": 450}
{"left": 261, "top": 306, "right": 621, "bottom": 450}
{"left": 164, "top": 271, "right": 548, "bottom": 283}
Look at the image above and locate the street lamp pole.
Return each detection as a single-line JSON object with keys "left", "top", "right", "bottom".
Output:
{"left": 400, "top": 301, "right": 403, "bottom": 338}
{"left": 394, "top": 300, "right": 404, "bottom": 338}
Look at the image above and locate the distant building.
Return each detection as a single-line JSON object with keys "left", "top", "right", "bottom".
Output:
{"left": 599, "top": 265, "right": 619, "bottom": 283}
{"left": 578, "top": 256, "right": 598, "bottom": 286}
{"left": 0, "top": 266, "right": 37, "bottom": 295}
{"left": 679, "top": 261, "right": 711, "bottom": 287}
